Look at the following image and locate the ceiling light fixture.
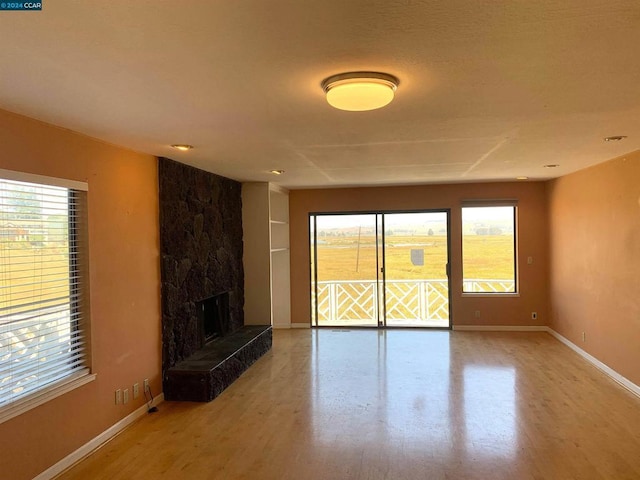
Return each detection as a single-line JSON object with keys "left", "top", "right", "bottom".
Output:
{"left": 604, "top": 135, "right": 627, "bottom": 142}
{"left": 171, "top": 144, "right": 193, "bottom": 151}
{"left": 269, "top": 169, "right": 285, "bottom": 175}
{"left": 516, "top": 176, "right": 528, "bottom": 180}
{"left": 322, "top": 72, "right": 398, "bottom": 111}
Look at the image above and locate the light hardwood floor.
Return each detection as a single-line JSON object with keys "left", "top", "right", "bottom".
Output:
{"left": 58, "top": 330, "right": 640, "bottom": 480}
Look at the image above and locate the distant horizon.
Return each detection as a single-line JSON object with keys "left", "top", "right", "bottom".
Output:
{"left": 312, "top": 208, "right": 514, "bottom": 234}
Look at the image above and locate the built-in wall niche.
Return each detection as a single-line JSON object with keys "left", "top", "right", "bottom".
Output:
{"left": 242, "top": 182, "right": 291, "bottom": 328}
{"left": 269, "top": 187, "right": 291, "bottom": 327}
{"left": 270, "top": 221, "right": 289, "bottom": 252}
{"left": 269, "top": 187, "right": 289, "bottom": 250}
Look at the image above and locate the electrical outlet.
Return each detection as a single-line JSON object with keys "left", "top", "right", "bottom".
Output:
{"left": 123, "top": 388, "right": 129, "bottom": 404}
{"left": 144, "top": 378, "right": 150, "bottom": 393}
{"left": 582, "top": 332, "right": 586, "bottom": 342}
{"left": 133, "top": 383, "right": 139, "bottom": 399}
{"left": 474, "top": 310, "right": 480, "bottom": 318}
{"left": 531, "top": 312, "right": 537, "bottom": 320}
{"left": 115, "top": 389, "right": 122, "bottom": 405}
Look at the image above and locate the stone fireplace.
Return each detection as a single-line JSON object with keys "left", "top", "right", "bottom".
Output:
{"left": 159, "top": 158, "right": 271, "bottom": 402}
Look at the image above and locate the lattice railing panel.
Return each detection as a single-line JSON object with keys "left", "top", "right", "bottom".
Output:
{"left": 314, "top": 279, "right": 511, "bottom": 324}
{"left": 463, "top": 279, "right": 515, "bottom": 293}
{"left": 385, "top": 282, "right": 420, "bottom": 320}
{"left": 426, "top": 281, "right": 449, "bottom": 320}
{"left": 335, "top": 282, "right": 377, "bottom": 321}
{"left": 314, "top": 283, "right": 331, "bottom": 322}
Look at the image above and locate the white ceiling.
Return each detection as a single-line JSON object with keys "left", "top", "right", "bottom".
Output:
{"left": 1, "top": 1, "right": 639, "bottom": 188}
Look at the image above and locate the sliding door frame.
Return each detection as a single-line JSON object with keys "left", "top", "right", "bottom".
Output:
{"left": 309, "top": 209, "right": 452, "bottom": 330}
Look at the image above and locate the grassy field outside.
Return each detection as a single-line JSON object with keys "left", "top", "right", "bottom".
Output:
{"left": 315, "top": 234, "right": 514, "bottom": 282}
{"left": 312, "top": 232, "right": 514, "bottom": 324}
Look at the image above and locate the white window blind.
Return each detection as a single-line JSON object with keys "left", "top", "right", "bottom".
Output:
{"left": 0, "top": 174, "right": 89, "bottom": 410}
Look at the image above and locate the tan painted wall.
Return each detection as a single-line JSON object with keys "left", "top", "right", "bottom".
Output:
{"left": 547, "top": 151, "right": 640, "bottom": 386}
{"left": 0, "top": 109, "right": 161, "bottom": 480}
{"left": 290, "top": 182, "right": 549, "bottom": 327}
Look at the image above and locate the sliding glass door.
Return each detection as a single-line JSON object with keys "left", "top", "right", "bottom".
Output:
{"left": 382, "top": 212, "right": 450, "bottom": 327}
{"left": 310, "top": 211, "right": 450, "bottom": 328}
{"left": 311, "top": 214, "right": 381, "bottom": 327}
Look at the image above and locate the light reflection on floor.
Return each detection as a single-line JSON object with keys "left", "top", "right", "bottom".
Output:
{"left": 311, "top": 329, "right": 516, "bottom": 462}
{"left": 56, "top": 329, "right": 640, "bottom": 480}
{"left": 463, "top": 365, "right": 516, "bottom": 458}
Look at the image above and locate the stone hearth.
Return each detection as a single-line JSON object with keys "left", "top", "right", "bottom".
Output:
{"left": 164, "top": 325, "right": 272, "bottom": 402}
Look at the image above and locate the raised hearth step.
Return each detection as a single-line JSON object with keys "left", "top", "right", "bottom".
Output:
{"left": 164, "top": 325, "right": 272, "bottom": 402}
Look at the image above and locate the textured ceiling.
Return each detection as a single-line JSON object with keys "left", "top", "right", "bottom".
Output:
{"left": 0, "top": 1, "right": 638, "bottom": 188}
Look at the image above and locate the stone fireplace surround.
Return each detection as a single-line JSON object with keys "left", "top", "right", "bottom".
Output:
{"left": 159, "top": 158, "right": 272, "bottom": 402}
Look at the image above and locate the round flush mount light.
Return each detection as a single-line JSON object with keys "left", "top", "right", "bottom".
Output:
{"left": 604, "top": 135, "right": 627, "bottom": 142}
{"left": 171, "top": 144, "right": 193, "bottom": 151}
{"left": 322, "top": 72, "right": 399, "bottom": 111}
{"left": 269, "top": 169, "right": 285, "bottom": 175}
{"left": 516, "top": 176, "right": 529, "bottom": 180}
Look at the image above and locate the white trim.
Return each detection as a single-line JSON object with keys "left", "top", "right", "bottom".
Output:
{"left": 34, "top": 393, "right": 165, "bottom": 480}
{"left": 0, "top": 372, "right": 96, "bottom": 425}
{"left": 453, "top": 325, "right": 547, "bottom": 331}
{"left": 268, "top": 183, "right": 289, "bottom": 195}
{"left": 461, "top": 199, "right": 518, "bottom": 207}
{"left": 546, "top": 328, "right": 640, "bottom": 399}
{"left": 461, "top": 293, "right": 520, "bottom": 298}
{"left": 272, "top": 324, "right": 293, "bottom": 329}
{"left": 291, "top": 322, "right": 311, "bottom": 329}
{"left": 0, "top": 168, "right": 88, "bottom": 191}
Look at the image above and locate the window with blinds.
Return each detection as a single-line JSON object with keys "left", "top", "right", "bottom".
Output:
{"left": 0, "top": 173, "right": 89, "bottom": 411}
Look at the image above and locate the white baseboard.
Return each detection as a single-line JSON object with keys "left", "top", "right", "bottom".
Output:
{"left": 291, "top": 322, "right": 310, "bottom": 329}
{"left": 34, "top": 393, "right": 164, "bottom": 480}
{"left": 546, "top": 328, "right": 640, "bottom": 399}
{"left": 453, "top": 325, "right": 547, "bottom": 332}
{"left": 272, "top": 323, "right": 311, "bottom": 329}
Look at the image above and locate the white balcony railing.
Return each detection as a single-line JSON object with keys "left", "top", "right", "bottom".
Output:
{"left": 463, "top": 279, "right": 516, "bottom": 293}
{"left": 313, "top": 279, "right": 514, "bottom": 325}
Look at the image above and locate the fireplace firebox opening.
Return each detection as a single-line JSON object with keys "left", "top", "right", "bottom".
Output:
{"left": 196, "top": 291, "right": 231, "bottom": 344}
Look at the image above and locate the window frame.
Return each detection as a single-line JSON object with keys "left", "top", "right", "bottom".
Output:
{"left": 0, "top": 168, "right": 94, "bottom": 424}
{"left": 461, "top": 200, "right": 518, "bottom": 296}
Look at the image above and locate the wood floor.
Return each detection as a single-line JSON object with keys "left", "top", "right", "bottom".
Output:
{"left": 58, "top": 330, "right": 640, "bottom": 480}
